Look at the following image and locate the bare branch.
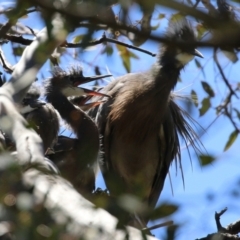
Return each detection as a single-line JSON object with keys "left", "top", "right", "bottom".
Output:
{"left": 215, "top": 207, "right": 228, "bottom": 233}
{"left": 64, "top": 32, "right": 156, "bottom": 57}
{"left": 213, "top": 49, "right": 238, "bottom": 98}
{"left": 0, "top": 50, "right": 14, "bottom": 73}
{"left": 4, "top": 34, "right": 33, "bottom": 45}
{"left": 22, "top": 168, "right": 159, "bottom": 240}
{"left": 0, "top": 14, "right": 67, "bottom": 168}
{"left": 30, "top": 0, "right": 240, "bottom": 49}
{"left": 4, "top": 16, "right": 67, "bottom": 103}
{"left": 0, "top": 7, "right": 38, "bottom": 39}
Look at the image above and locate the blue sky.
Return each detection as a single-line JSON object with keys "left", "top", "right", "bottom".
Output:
{"left": 1, "top": 1, "right": 240, "bottom": 239}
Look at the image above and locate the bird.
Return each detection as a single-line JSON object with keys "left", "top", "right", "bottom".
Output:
{"left": 44, "top": 66, "right": 111, "bottom": 194}
{"left": 20, "top": 84, "right": 60, "bottom": 153}
{"left": 89, "top": 19, "right": 203, "bottom": 227}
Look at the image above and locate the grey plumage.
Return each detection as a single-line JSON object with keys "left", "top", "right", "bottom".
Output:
{"left": 89, "top": 19, "right": 203, "bottom": 227}
{"left": 22, "top": 84, "right": 59, "bottom": 152}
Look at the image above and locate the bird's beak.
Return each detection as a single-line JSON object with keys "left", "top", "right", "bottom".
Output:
{"left": 79, "top": 87, "right": 111, "bottom": 98}
{"left": 79, "top": 101, "right": 106, "bottom": 111}
{"left": 73, "top": 74, "right": 112, "bottom": 86}
{"left": 85, "top": 74, "right": 112, "bottom": 81}
{"left": 193, "top": 49, "right": 204, "bottom": 58}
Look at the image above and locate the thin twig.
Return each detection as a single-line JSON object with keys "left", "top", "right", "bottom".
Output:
{"left": 142, "top": 221, "right": 174, "bottom": 232}
{"left": 193, "top": 0, "right": 201, "bottom": 8}
{"left": 0, "top": 8, "right": 38, "bottom": 39}
{"left": 7, "top": 0, "right": 239, "bottom": 50}
{"left": 215, "top": 207, "right": 228, "bottom": 233}
{"left": 0, "top": 51, "right": 13, "bottom": 73}
{"left": 225, "top": 109, "right": 240, "bottom": 134}
{"left": 213, "top": 49, "right": 238, "bottom": 98}
{"left": 3, "top": 25, "right": 240, "bottom": 51}
{"left": 215, "top": 86, "right": 240, "bottom": 133}
{"left": 64, "top": 32, "right": 156, "bottom": 57}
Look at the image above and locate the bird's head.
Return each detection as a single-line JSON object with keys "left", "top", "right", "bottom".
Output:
{"left": 24, "top": 84, "right": 41, "bottom": 101}
{"left": 160, "top": 19, "right": 203, "bottom": 68}
{"left": 46, "top": 66, "right": 111, "bottom": 98}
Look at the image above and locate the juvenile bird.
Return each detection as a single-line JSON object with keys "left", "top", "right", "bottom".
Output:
{"left": 21, "top": 84, "right": 59, "bottom": 153}
{"left": 45, "top": 66, "right": 111, "bottom": 194}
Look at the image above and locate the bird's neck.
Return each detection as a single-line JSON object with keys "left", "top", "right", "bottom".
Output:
{"left": 151, "top": 55, "right": 181, "bottom": 94}
{"left": 46, "top": 88, "right": 85, "bottom": 134}
{"left": 46, "top": 89, "right": 98, "bottom": 147}
{"left": 46, "top": 88, "right": 76, "bottom": 120}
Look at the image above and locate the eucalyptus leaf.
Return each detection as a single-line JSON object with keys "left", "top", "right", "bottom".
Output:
{"left": 224, "top": 130, "right": 238, "bottom": 151}
{"left": 199, "top": 154, "right": 215, "bottom": 166}
{"left": 201, "top": 81, "right": 215, "bottom": 97}
{"left": 199, "top": 97, "right": 211, "bottom": 116}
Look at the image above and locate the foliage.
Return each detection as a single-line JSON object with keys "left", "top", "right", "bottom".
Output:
{"left": 0, "top": 0, "right": 240, "bottom": 239}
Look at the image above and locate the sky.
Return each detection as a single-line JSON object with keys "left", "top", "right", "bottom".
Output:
{"left": 0, "top": 1, "right": 240, "bottom": 240}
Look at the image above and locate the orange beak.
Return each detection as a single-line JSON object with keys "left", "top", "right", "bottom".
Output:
{"left": 80, "top": 88, "right": 111, "bottom": 98}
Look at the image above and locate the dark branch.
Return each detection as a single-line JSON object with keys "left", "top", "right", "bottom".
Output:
{"left": 0, "top": 52, "right": 13, "bottom": 73}
{"left": 0, "top": 7, "right": 38, "bottom": 39}
{"left": 197, "top": 233, "right": 240, "bottom": 240}
{"left": 63, "top": 32, "right": 156, "bottom": 57}
{"left": 30, "top": 0, "right": 240, "bottom": 49}
{"left": 197, "top": 208, "right": 240, "bottom": 239}
{"left": 215, "top": 207, "right": 228, "bottom": 233}
{"left": 4, "top": 34, "right": 32, "bottom": 45}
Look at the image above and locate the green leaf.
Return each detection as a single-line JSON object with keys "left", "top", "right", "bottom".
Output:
{"left": 19, "top": 14, "right": 28, "bottom": 19}
{"left": 129, "top": 51, "right": 139, "bottom": 59}
{"left": 170, "top": 13, "right": 184, "bottom": 23}
{"left": 116, "top": 45, "right": 139, "bottom": 73}
{"left": 151, "top": 22, "right": 160, "bottom": 30}
{"left": 221, "top": 49, "right": 238, "bottom": 63}
{"left": 201, "top": 81, "right": 215, "bottom": 97}
{"left": 177, "top": 77, "right": 182, "bottom": 82}
{"left": 195, "top": 58, "right": 201, "bottom": 68}
{"left": 196, "top": 23, "right": 207, "bottom": 39}
{"left": 233, "top": 108, "right": 240, "bottom": 120}
{"left": 150, "top": 203, "right": 179, "bottom": 220}
{"left": 195, "top": 59, "right": 206, "bottom": 78}
{"left": 101, "top": 45, "right": 113, "bottom": 56}
{"left": 123, "top": 59, "right": 130, "bottom": 73}
{"left": 13, "top": 46, "right": 24, "bottom": 56}
{"left": 72, "top": 35, "right": 84, "bottom": 43}
{"left": 191, "top": 90, "right": 198, "bottom": 107}
{"left": 199, "top": 154, "right": 215, "bottom": 166}
{"left": 158, "top": 13, "right": 165, "bottom": 19}
{"left": 224, "top": 130, "right": 238, "bottom": 151}
{"left": 199, "top": 97, "right": 211, "bottom": 116}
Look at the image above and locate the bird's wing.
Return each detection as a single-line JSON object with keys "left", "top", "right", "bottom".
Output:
{"left": 89, "top": 77, "right": 129, "bottom": 185}
{"left": 94, "top": 80, "right": 122, "bottom": 171}
{"left": 148, "top": 100, "right": 178, "bottom": 209}
{"left": 52, "top": 135, "right": 78, "bottom": 152}
{"left": 148, "top": 98, "right": 202, "bottom": 209}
